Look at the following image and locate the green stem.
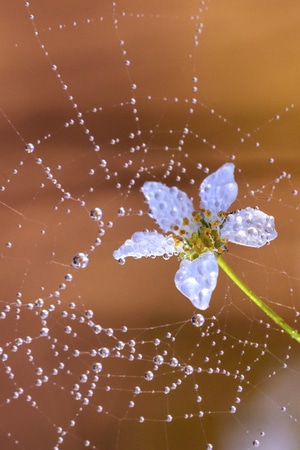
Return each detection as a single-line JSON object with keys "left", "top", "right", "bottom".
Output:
{"left": 217, "top": 255, "right": 300, "bottom": 344}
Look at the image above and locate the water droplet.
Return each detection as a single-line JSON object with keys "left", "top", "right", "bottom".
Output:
{"left": 165, "top": 414, "right": 173, "bottom": 422}
{"left": 90, "top": 208, "right": 103, "bottom": 220}
{"left": 252, "top": 440, "right": 260, "bottom": 447}
{"left": 116, "top": 341, "right": 125, "bottom": 350}
{"left": 40, "top": 327, "right": 49, "bottom": 336}
{"left": 93, "top": 325, "right": 102, "bottom": 334}
{"left": 79, "top": 374, "right": 88, "bottom": 383}
{"left": 118, "top": 207, "right": 126, "bottom": 217}
{"left": 144, "top": 371, "right": 154, "bottom": 381}
{"left": 84, "top": 309, "right": 94, "bottom": 319}
{"left": 191, "top": 313, "right": 205, "bottom": 327}
{"left": 153, "top": 355, "right": 164, "bottom": 365}
{"left": 229, "top": 405, "right": 236, "bottom": 413}
{"left": 184, "top": 365, "right": 194, "bottom": 375}
{"left": 92, "top": 363, "right": 103, "bottom": 373}
{"left": 72, "top": 253, "right": 89, "bottom": 269}
{"left": 98, "top": 347, "right": 110, "bottom": 358}
{"left": 169, "top": 357, "right": 178, "bottom": 367}
{"left": 117, "top": 257, "right": 126, "bottom": 265}
{"left": 105, "top": 328, "right": 114, "bottom": 336}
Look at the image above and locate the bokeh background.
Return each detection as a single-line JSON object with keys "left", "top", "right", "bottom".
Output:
{"left": 1, "top": 1, "right": 300, "bottom": 449}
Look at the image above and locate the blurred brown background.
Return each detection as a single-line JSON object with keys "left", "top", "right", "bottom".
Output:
{"left": 1, "top": 1, "right": 300, "bottom": 449}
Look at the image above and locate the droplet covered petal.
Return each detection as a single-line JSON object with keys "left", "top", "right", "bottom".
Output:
{"left": 199, "top": 163, "right": 238, "bottom": 218}
{"left": 113, "top": 231, "right": 175, "bottom": 260}
{"left": 141, "top": 182, "right": 195, "bottom": 233}
{"left": 174, "top": 252, "right": 219, "bottom": 310}
{"left": 220, "top": 207, "right": 277, "bottom": 247}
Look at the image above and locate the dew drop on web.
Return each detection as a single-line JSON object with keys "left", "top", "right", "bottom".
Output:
{"left": 25, "top": 143, "right": 34, "bottom": 153}
{"left": 72, "top": 253, "right": 89, "bottom": 269}
{"left": 90, "top": 208, "right": 103, "bottom": 220}
{"left": 191, "top": 313, "right": 205, "bottom": 327}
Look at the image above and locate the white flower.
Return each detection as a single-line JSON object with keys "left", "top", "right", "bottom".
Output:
{"left": 113, "top": 163, "right": 277, "bottom": 310}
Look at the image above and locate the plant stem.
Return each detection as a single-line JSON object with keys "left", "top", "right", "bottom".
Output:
{"left": 217, "top": 255, "right": 300, "bottom": 344}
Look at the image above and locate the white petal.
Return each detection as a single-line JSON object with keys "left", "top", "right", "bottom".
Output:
{"left": 141, "top": 182, "right": 195, "bottom": 233}
{"left": 199, "top": 163, "right": 238, "bottom": 218}
{"left": 113, "top": 231, "right": 176, "bottom": 260}
{"left": 174, "top": 252, "right": 219, "bottom": 310}
{"left": 221, "top": 207, "right": 277, "bottom": 247}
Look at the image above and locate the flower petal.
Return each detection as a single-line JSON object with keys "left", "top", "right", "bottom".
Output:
{"left": 174, "top": 252, "right": 219, "bottom": 310}
{"left": 221, "top": 207, "right": 277, "bottom": 247}
{"left": 113, "top": 231, "right": 176, "bottom": 260}
{"left": 141, "top": 182, "right": 195, "bottom": 233}
{"left": 199, "top": 163, "right": 238, "bottom": 218}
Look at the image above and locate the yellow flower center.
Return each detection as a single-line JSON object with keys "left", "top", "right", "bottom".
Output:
{"left": 172, "top": 209, "right": 228, "bottom": 261}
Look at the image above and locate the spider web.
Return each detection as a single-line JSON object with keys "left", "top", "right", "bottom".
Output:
{"left": 1, "top": 1, "right": 300, "bottom": 449}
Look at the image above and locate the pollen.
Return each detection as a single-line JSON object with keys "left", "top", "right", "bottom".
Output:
{"left": 192, "top": 212, "right": 201, "bottom": 223}
{"left": 203, "top": 228, "right": 211, "bottom": 237}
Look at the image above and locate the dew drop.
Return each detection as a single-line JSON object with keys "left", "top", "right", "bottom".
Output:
{"left": 252, "top": 440, "right": 260, "bottom": 447}
{"left": 153, "top": 355, "right": 164, "bottom": 365}
{"left": 92, "top": 363, "right": 103, "bottom": 373}
{"left": 98, "top": 347, "right": 110, "bottom": 358}
{"left": 90, "top": 208, "right": 103, "bottom": 220}
{"left": 118, "top": 207, "right": 126, "bottom": 217}
{"left": 40, "top": 327, "right": 49, "bottom": 336}
{"left": 144, "top": 371, "right": 154, "bottom": 381}
{"left": 118, "top": 258, "right": 126, "bottom": 265}
{"left": 184, "top": 365, "right": 194, "bottom": 375}
{"left": 169, "top": 357, "right": 178, "bottom": 367}
{"left": 191, "top": 313, "right": 205, "bottom": 327}
{"left": 25, "top": 143, "right": 35, "bottom": 153}
{"left": 79, "top": 374, "right": 88, "bottom": 383}
{"left": 72, "top": 253, "right": 89, "bottom": 269}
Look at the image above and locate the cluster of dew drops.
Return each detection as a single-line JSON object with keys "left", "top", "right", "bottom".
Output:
{"left": 23, "top": 142, "right": 124, "bottom": 273}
